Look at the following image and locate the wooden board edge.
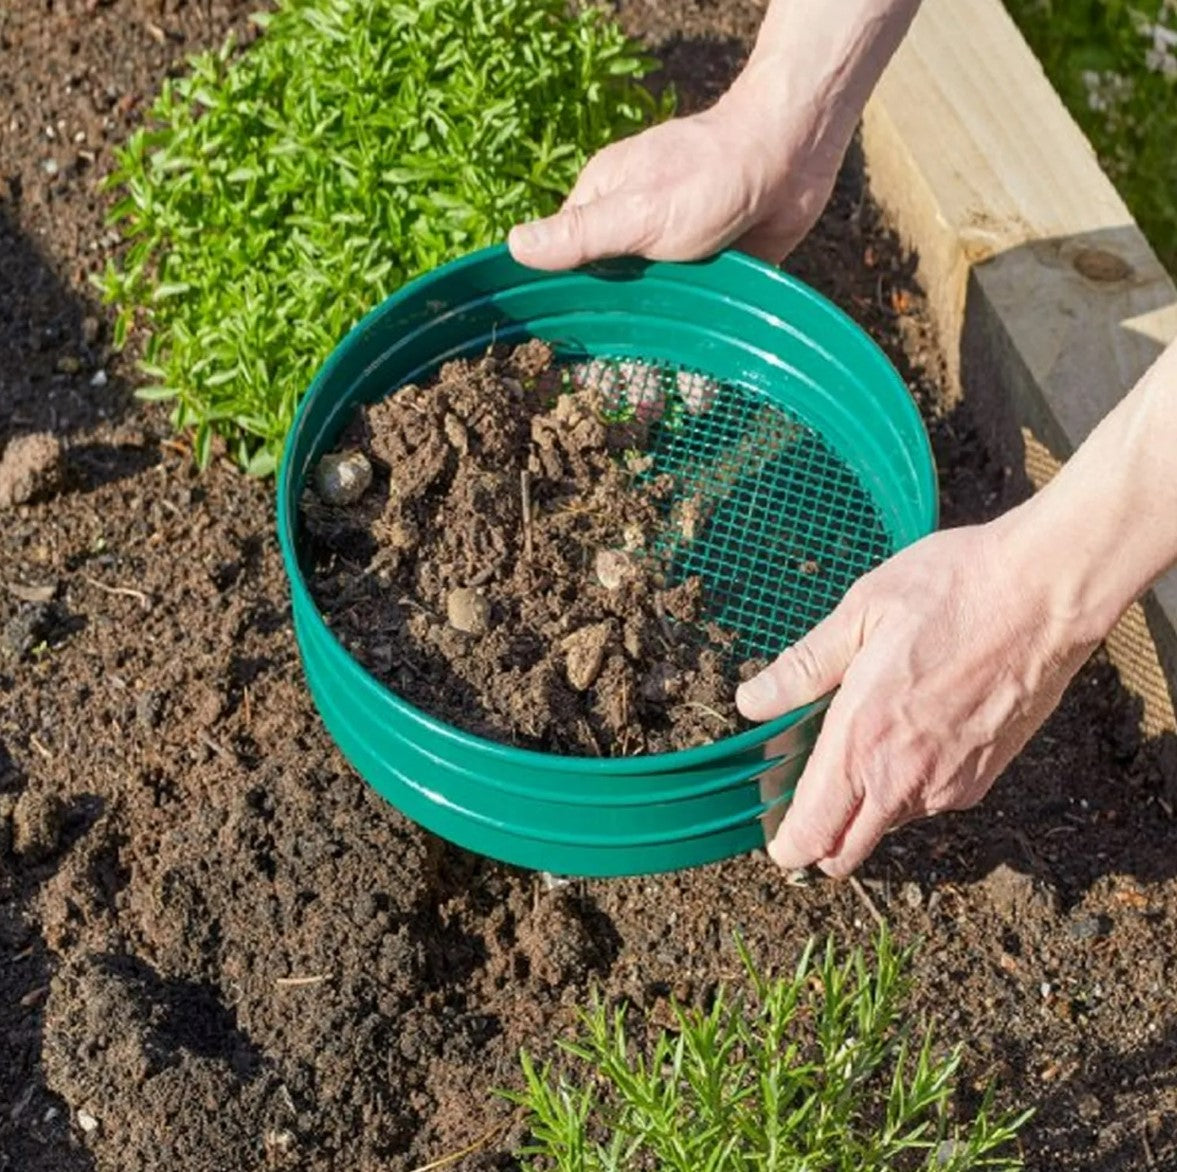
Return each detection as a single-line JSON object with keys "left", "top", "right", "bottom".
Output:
{"left": 860, "top": 0, "right": 1177, "bottom": 728}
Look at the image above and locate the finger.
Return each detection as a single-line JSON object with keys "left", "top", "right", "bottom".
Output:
{"left": 766, "top": 699, "right": 862, "bottom": 871}
{"left": 736, "top": 600, "right": 863, "bottom": 721}
{"left": 508, "top": 192, "right": 654, "bottom": 271}
{"left": 816, "top": 795, "right": 893, "bottom": 878}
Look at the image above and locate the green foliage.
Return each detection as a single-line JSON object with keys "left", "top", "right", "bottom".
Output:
{"left": 1004, "top": 0, "right": 1177, "bottom": 274}
{"left": 100, "top": 0, "right": 670, "bottom": 475}
{"left": 504, "top": 931, "right": 1030, "bottom": 1171}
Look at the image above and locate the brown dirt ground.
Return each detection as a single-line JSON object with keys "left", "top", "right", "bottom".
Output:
{"left": 1, "top": 1, "right": 1175, "bottom": 1170}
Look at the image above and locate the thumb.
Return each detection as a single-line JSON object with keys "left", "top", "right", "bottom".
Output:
{"left": 736, "top": 602, "right": 863, "bottom": 721}
{"left": 508, "top": 193, "right": 651, "bottom": 271}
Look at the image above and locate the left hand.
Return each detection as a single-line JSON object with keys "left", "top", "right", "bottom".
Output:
{"left": 735, "top": 517, "right": 1101, "bottom": 877}
{"left": 507, "top": 82, "right": 847, "bottom": 272}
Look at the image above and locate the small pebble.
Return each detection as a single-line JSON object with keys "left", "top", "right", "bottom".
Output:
{"left": 42, "top": 158, "right": 59, "bottom": 177}
{"left": 90, "top": 370, "right": 108, "bottom": 388}
{"left": 1067, "top": 913, "right": 1108, "bottom": 941}
{"left": 561, "top": 623, "right": 610, "bottom": 691}
{"left": 55, "top": 355, "right": 81, "bottom": 375}
{"left": 77, "top": 1109, "right": 99, "bottom": 1134}
{"left": 594, "top": 548, "right": 633, "bottom": 591}
{"left": 442, "top": 413, "right": 467, "bottom": 453}
{"left": 81, "top": 316, "right": 101, "bottom": 346}
{"left": 446, "top": 587, "right": 491, "bottom": 636}
{"left": 314, "top": 450, "right": 372, "bottom": 506}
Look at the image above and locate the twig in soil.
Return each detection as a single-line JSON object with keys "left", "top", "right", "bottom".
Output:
{"left": 1142, "top": 1128, "right": 1157, "bottom": 1168}
{"left": 274, "top": 974, "right": 331, "bottom": 988}
{"left": 199, "top": 733, "right": 226, "bottom": 758}
{"left": 243, "top": 685, "right": 252, "bottom": 729}
{"left": 29, "top": 735, "right": 53, "bottom": 761}
{"left": 579, "top": 718, "right": 602, "bottom": 757}
{"left": 83, "top": 574, "right": 152, "bottom": 611}
{"left": 520, "top": 469, "right": 534, "bottom": 561}
{"left": 847, "top": 875, "right": 887, "bottom": 930}
{"left": 407, "top": 1111, "right": 522, "bottom": 1172}
{"left": 682, "top": 700, "right": 729, "bottom": 724}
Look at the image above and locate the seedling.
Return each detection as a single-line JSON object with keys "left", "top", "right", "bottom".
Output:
{"left": 505, "top": 929, "right": 1031, "bottom": 1171}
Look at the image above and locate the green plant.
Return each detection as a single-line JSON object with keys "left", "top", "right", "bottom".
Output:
{"left": 100, "top": 0, "right": 671, "bottom": 475}
{"left": 505, "top": 931, "right": 1030, "bottom": 1170}
{"left": 1004, "top": 0, "right": 1177, "bottom": 274}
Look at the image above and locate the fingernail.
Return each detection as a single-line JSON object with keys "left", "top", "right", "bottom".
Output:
{"left": 510, "top": 221, "right": 543, "bottom": 252}
{"left": 735, "top": 672, "right": 774, "bottom": 711}
{"left": 767, "top": 831, "right": 801, "bottom": 872}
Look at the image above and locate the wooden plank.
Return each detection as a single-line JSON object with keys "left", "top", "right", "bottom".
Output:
{"left": 861, "top": 0, "right": 1177, "bottom": 731}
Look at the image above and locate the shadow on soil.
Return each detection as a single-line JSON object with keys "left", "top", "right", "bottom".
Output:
{"left": 0, "top": 203, "right": 155, "bottom": 490}
{"left": 0, "top": 203, "right": 135, "bottom": 1171}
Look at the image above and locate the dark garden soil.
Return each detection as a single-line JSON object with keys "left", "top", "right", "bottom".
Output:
{"left": 305, "top": 342, "right": 754, "bottom": 756}
{"left": 2, "top": 1, "right": 1176, "bottom": 1170}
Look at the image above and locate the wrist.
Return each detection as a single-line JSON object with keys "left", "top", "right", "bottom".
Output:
{"left": 723, "top": 0, "right": 921, "bottom": 141}
{"left": 992, "top": 356, "right": 1177, "bottom": 646}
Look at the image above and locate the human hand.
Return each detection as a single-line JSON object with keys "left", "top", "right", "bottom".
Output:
{"left": 508, "top": 0, "right": 924, "bottom": 272}
{"left": 735, "top": 519, "right": 1102, "bottom": 877}
{"left": 507, "top": 84, "right": 846, "bottom": 271}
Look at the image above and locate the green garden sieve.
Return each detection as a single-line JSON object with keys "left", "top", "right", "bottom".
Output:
{"left": 276, "top": 243, "right": 937, "bottom": 877}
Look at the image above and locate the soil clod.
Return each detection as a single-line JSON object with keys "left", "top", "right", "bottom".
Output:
{"left": 0, "top": 432, "right": 64, "bottom": 509}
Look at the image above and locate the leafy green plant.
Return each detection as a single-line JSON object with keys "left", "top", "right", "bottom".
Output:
{"left": 100, "top": 0, "right": 671, "bottom": 475}
{"left": 1005, "top": 0, "right": 1177, "bottom": 274}
{"left": 505, "top": 931, "right": 1030, "bottom": 1171}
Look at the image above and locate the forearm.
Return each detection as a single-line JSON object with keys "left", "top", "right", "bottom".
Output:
{"left": 1001, "top": 336, "right": 1177, "bottom": 643}
{"left": 720, "top": 0, "right": 922, "bottom": 159}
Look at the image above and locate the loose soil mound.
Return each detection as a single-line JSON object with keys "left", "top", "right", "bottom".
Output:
{"left": 306, "top": 342, "right": 751, "bottom": 755}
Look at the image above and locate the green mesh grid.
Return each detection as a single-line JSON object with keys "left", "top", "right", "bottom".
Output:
{"left": 572, "top": 357, "right": 895, "bottom": 659}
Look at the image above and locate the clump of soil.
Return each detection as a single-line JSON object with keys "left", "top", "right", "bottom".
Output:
{"left": 303, "top": 341, "right": 753, "bottom": 756}
{"left": 0, "top": 431, "right": 63, "bottom": 508}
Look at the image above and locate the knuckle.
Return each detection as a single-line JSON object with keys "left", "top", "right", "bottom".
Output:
{"left": 847, "top": 738, "right": 906, "bottom": 821}
{"left": 787, "top": 637, "right": 826, "bottom": 688}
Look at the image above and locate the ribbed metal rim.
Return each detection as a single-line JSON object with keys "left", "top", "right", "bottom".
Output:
{"left": 276, "top": 244, "right": 937, "bottom": 776}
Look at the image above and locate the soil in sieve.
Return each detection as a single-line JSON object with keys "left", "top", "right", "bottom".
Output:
{"left": 302, "top": 341, "right": 769, "bottom": 756}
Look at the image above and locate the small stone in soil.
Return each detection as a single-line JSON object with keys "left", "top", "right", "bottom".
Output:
{"left": 446, "top": 587, "right": 491, "bottom": 636}
{"left": 1067, "top": 913, "right": 1110, "bottom": 940}
{"left": 594, "top": 548, "right": 634, "bottom": 591}
{"left": 562, "top": 623, "right": 611, "bottom": 691}
{"left": 0, "top": 432, "right": 64, "bottom": 509}
{"left": 314, "top": 450, "right": 372, "bottom": 506}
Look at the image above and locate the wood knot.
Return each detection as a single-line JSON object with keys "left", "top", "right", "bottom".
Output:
{"left": 1072, "top": 248, "right": 1134, "bottom": 284}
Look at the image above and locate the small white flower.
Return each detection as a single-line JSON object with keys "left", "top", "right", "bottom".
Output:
{"left": 1145, "top": 46, "right": 1177, "bottom": 78}
{"left": 1152, "top": 22, "right": 1177, "bottom": 50}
